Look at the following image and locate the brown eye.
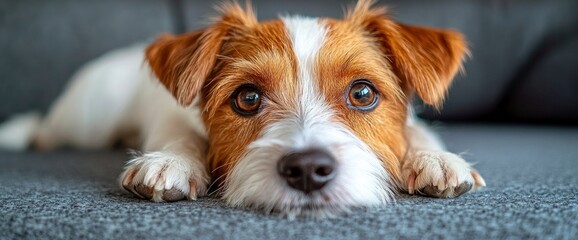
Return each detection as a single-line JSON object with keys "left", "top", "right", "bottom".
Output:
{"left": 231, "top": 84, "right": 262, "bottom": 116}
{"left": 347, "top": 80, "right": 378, "bottom": 111}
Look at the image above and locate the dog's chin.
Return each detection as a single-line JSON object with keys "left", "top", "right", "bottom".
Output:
{"left": 232, "top": 184, "right": 387, "bottom": 219}
{"left": 243, "top": 194, "right": 345, "bottom": 219}
{"left": 275, "top": 203, "right": 350, "bottom": 219}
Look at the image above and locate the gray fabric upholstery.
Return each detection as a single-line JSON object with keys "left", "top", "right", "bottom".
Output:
{"left": 0, "top": 0, "right": 174, "bottom": 119}
{"left": 1, "top": 125, "right": 577, "bottom": 239}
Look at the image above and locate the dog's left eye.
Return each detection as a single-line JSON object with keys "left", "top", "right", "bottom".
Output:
{"left": 347, "top": 80, "right": 379, "bottom": 111}
{"left": 231, "top": 84, "right": 262, "bottom": 116}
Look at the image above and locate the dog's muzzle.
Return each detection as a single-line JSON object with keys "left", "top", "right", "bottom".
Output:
{"left": 277, "top": 148, "right": 337, "bottom": 194}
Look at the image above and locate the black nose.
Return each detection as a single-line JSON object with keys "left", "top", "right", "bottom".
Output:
{"left": 277, "top": 148, "right": 337, "bottom": 194}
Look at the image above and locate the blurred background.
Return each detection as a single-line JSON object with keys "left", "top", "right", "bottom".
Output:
{"left": 1, "top": 0, "right": 577, "bottom": 125}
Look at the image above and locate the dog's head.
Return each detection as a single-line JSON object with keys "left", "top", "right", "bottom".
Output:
{"left": 146, "top": 0, "right": 467, "bottom": 217}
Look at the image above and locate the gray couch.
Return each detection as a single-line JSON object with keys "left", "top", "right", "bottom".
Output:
{"left": 1, "top": 0, "right": 577, "bottom": 239}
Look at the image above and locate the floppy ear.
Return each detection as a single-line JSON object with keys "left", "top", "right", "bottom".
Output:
{"left": 347, "top": 0, "right": 468, "bottom": 108}
{"left": 146, "top": 27, "right": 226, "bottom": 106}
{"left": 382, "top": 23, "right": 468, "bottom": 108}
{"left": 145, "top": 2, "right": 257, "bottom": 106}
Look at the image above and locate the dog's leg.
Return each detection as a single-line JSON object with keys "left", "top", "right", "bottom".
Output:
{"left": 402, "top": 119, "right": 485, "bottom": 198}
{"left": 119, "top": 112, "right": 210, "bottom": 202}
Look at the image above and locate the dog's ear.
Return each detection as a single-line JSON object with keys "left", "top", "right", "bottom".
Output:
{"left": 347, "top": 0, "right": 468, "bottom": 108}
{"left": 382, "top": 24, "right": 468, "bottom": 108}
{"left": 146, "top": 29, "right": 220, "bottom": 106}
{"left": 146, "top": 2, "right": 256, "bottom": 106}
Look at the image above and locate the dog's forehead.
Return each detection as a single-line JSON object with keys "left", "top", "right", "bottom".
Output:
{"left": 281, "top": 16, "right": 327, "bottom": 61}
{"left": 212, "top": 17, "right": 327, "bottom": 108}
{"left": 237, "top": 16, "right": 387, "bottom": 88}
{"left": 227, "top": 17, "right": 335, "bottom": 88}
{"left": 210, "top": 15, "right": 397, "bottom": 113}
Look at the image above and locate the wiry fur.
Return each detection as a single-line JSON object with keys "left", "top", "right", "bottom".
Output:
{"left": 0, "top": 0, "right": 485, "bottom": 218}
{"left": 222, "top": 16, "right": 392, "bottom": 217}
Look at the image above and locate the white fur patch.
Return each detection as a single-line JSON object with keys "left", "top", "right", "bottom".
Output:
{"left": 222, "top": 16, "right": 392, "bottom": 217}
{"left": 403, "top": 150, "right": 480, "bottom": 197}
{"left": 120, "top": 149, "right": 209, "bottom": 202}
{"left": 0, "top": 111, "right": 41, "bottom": 151}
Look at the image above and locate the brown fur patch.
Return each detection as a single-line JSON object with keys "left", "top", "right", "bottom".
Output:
{"left": 318, "top": 18, "right": 407, "bottom": 184}
{"left": 314, "top": 0, "right": 468, "bottom": 185}
{"left": 202, "top": 19, "right": 298, "bottom": 187}
{"left": 346, "top": 0, "right": 469, "bottom": 108}
{"left": 145, "top": 2, "right": 258, "bottom": 106}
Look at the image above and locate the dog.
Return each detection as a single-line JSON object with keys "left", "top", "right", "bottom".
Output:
{"left": 0, "top": 0, "right": 485, "bottom": 217}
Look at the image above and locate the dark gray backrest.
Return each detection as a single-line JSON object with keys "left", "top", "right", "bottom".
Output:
{"left": 0, "top": 0, "right": 175, "bottom": 118}
{"left": 1, "top": 0, "right": 577, "bottom": 123}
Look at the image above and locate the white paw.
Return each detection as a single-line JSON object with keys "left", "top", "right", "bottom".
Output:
{"left": 119, "top": 151, "right": 209, "bottom": 202}
{"left": 403, "top": 150, "right": 486, "bottom": 198}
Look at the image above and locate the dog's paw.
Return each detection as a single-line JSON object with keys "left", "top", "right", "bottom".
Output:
{"left": 403, "top": 150, "right": 486, "bottom": 198}
{"left": 119, "top": 151, "right": 209, "bottom": 202}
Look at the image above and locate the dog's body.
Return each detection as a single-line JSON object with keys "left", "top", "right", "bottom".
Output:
{"left": 0, "top": 1, "right": 485, "bottom": 217}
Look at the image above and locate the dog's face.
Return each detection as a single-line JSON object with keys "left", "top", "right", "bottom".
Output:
{"left": 146, "top": 1, "right": 466, "bottom": 217}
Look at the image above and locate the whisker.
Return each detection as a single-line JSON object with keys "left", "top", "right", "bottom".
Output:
{"left": 207, "top": 173, "right": 230, "bottom": 196}
{"left": 211, "top": 161, "right": 235, "bottom": 174}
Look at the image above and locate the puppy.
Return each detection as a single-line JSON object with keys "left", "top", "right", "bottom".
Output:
{"left": 0, "top": 0, "right": 485, "bottom": 217}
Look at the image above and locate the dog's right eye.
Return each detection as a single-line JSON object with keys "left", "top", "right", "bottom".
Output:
{"left": 231, "top": 84, "right": 262, "bottom": 116}
{"left": 347, "top": 79, "right": 379, "bottom": 112}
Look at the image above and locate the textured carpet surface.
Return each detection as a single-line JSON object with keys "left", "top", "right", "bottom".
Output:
{"left": 1, "top": 124, "right": 577, "bottom": 239}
